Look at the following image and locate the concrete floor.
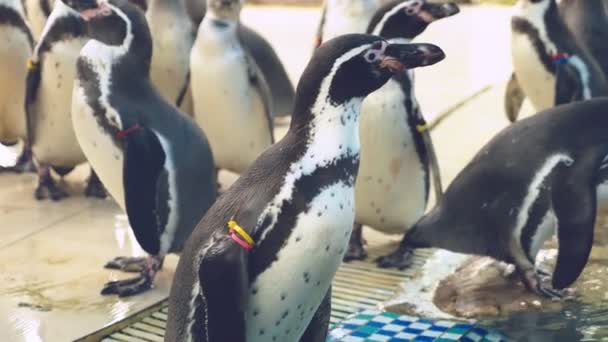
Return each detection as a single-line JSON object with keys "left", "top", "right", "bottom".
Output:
{"left": 0, "top": 5, "right": 516, "bottom": 341}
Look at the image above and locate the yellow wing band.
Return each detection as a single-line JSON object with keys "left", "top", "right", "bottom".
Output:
{"left": 228, "top": 220, "right": 255, "bottom": 246}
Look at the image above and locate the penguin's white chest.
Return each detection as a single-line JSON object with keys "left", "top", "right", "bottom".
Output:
{"left": 511, "top": 31, "right": 555, "bottom": 111}
{"left": 31, "top": 39, "right": 88, "bottom": 166}
{"left": 190, "top": 41, "right": 271, "bottom": 173}
{"left": 322, "top": 11, "right": 372, "bottom": 41}
{"left": 0, "top": 25, "right": 30, "bottom": 142}
{"left": 71, "top": 81, "right": 125, "bottom": 209}
{"left": 245, "top": 183, "right": 354, "bottom": 341}
{"left": 355, "top": 80, "right": 427, "bottom": 233}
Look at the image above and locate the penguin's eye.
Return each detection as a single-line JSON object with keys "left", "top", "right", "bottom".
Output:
{"left": 404, "top": 0, "right": 422, "bottom": 15}
{"left": 364, "top": 51, "right": 377, "bottom": 62}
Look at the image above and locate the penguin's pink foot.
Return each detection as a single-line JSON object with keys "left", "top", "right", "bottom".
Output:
{"left": 104, "top": 256, "right": 149, "bottom": 273}
{"left": 101, "top": 256, "right": 163, "bottom": 297}
{"left": 343, "top": 223, "right": 367, "bottom": 262}
{"left": 375, "top": 246, "right": 415, "bottom": 269}
{"left": 84, "top": 170, "right": 107, "bottom": 198}
{"left": 519, "top": 268, "right": 565, "bottom": 299}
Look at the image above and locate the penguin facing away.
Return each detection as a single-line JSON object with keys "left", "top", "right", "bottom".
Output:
{"left": 63, "top": 0, "right": 216, "bottom": 296}
{"left": 165, "top": 34, "right": 445, "bottom": 342}
{"left": 184, "top": 0, "right": 295, "bottom": 118}
{"left": 378, "top": 98, "right": 608, "bottom": 298}
{"left": 25, "top": 0, "right": 108, "bottom": 200}
{"left": 314, "top": 0, "right": 379, "bottom": 48}
{"left": 505, "top": 0, "right": 608, "bottom": 122}
{"left": 190, "top": 0, "right": 273, "bottom": 175}
{"left": 0, "top": 0, "right": 35, "bottom": 172}
{"left": 346, "top": 0, "right": 458, "bottom": 261}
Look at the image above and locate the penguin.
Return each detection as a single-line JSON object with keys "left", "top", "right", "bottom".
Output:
{"left": 184, "top": 0, "right": 295, "bottom": 118}
{"left": 314, "top": 0, "right": 379, "bottom": 48}
{"left": 0, "top": 0, "right": 35, "bottom": 172}
{"left": 25, "top": 0, "right": 107, "bottom": 200}
{"left": 62, "top": 0, "right": 216, "bottom": 296}
{"left": 558, "top": 0, "right": 608, "bottom": 78}
{"left": 377, "top": 98, "right": 608, "bottom": 298}
{"left": 145, "top": 0, "right": 194, "bottom": 114}
{"left": 505, "top": 0, "right": 608, "bottom": 122}
{"left": 190, "top": 0, "right": 273, "bottom": 175}
{"left": 164, "top": 34, "right": 445, "bottom": 342}
{"left": 24, "top": 0, "right": 53, "bottom": 40}
{"left": 346, "top": 0, "right": 459, "bottom": 261}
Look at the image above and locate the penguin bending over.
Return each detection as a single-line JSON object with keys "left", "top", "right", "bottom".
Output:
{"left": 185, "top": 0, "right": 295, "bottom": 118}
{"left": 0, "top": 0, "right": 35, "bottom": 172}
{"left": 378, "top": 98, "right": 608, "bottom": 298}
{"left": 314, "top": 0, "right": 379, "bottom": 48}
{"left": 505, "top": 0, "right": 608, "bottom": 122}
{"left": 62, "top": 0, "right": 216, "bottom": 296}
{"left": 25, "top": 0, "right": 107, "bottom": 200}
{"left": 191, "top": 0, "right": 273, "bottom": 175}
{"left": 165, "top": 34, "right": 445, "bottom": 342}
{"left": 346, "top": 0, "right": 458, "bottom": 261}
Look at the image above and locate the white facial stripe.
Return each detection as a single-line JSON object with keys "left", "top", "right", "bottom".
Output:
{"left": 513, "top": 0, "right": 557, "bottom": 54}
{"left": 372, "top": 0, "right": 424, "bottom": 36}
{"left": 33, "top": 0, "right": 80, "bottom": 60}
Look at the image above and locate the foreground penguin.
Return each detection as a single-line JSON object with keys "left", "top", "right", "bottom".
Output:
{"left": 345, "top": 0, "right": 458, "bottom": 261}
{"left": 185, "top": 0, "right": 294, "bottom": 118}
{"left": 25, "top": 0, "right": 107, "bottom": 200}
{"left": 63, "top": 0, "right": 216, "bottom": 296}
{"left": 505, "top": 0, "right": 608, "bottom": 122}
{"left": 314, "top": 0, "right": 379, "bottom": 48}
{"left": 191, "top": 0, "right": 273, "bottom": 175}
{"left": 165, "top": 34, "right": 445, "bottom": 342}
{"left": 0, "top": 0, "right": 34, "bottom": 172}
{"left": 378, "top": 98, "right": 608, "bottom": 298}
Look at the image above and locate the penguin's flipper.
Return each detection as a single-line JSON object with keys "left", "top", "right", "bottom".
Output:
{"left": 313, "top": 2, "right": 327, "bottom": 49}
{"left": 551, "top": 165, "right": 596, "bottom": 290}
{"left": 24, "top": 59, "right": 42, "bottom": 145}
{"left": 421, "top": 125, "right": 442, "bottom": 200}
{"left": 245, "top": 54, "right": 275, "bottom": 143}
{"left": 193, "top": 235, "right": 249, "bottom": 341}
{"left": 554, "top": 60, "right": 583, "bottom": 106}
{"left": 299, "top": 286, "right": 331, "bottom": 342}
{"left": 504, "top": 72, "right": 525, "bottom": 123}
{"left": 122, "top": 126, "right": 167, "bottom": 256}
{"left": 175, "top": 70, "right": 190, "bottom": 109}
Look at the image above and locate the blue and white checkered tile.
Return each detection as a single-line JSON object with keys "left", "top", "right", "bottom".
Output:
{"left": 326, "top": 309, "right": 510, "bottom": 342}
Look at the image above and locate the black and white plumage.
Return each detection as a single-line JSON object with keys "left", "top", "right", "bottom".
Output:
{"left": 190, "top": 0, "right": 274, "bottom": 175}
{"left": 24, "top": 0, "right": 53, "bottom": 40}
{"left": 380, "top": 98, "right": 608, "bottom": 298}
{"left": 0, "top": 0, "right": 34, "bottom": 172}
{"left": 25, "top": 0, "right": 107, "bottom": 200}
{"left": 62, "top": 0, "right": 216, "bottom": 297}
{"left": 314, "top": 0, "right": 379, "bottom": 48}
{"left": 344, "top": 0, "right": 458, "bottom": 262}
{"left": 165, "top": 34, "right": 445, "bottom": 342}
{"left": 505, "top": 0, "right": 608, "bottom": 122}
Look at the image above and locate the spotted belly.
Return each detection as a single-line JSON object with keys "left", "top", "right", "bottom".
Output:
{"left": 355, "top": 81, "right": 427, "bottom": 234}
{"left": 245, "top": 183, "right": 354, "bottom": 341}
{"left": 190, "top": 50, "right": 272, "bottom": 174}
{"left": 71, "top": 82, "right": 125, "bottom": 209}
{"left": 511, "top": 33, "right": 555, "bottom": 111}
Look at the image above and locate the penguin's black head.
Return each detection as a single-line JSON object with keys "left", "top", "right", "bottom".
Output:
{"left": 207, "top": 0, "right": 242, "bottom": 20}
{"left": 295, "top": 34, "right": 444, "bottom": 111}
{"left": 368, "top": 0, "right": 460, "bottom": 39}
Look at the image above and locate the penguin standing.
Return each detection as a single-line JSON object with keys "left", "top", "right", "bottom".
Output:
{"left": 165, "top": 34, "right": 445, "bottom": 342}
{"left": 62, "top": 0, "right": 216, "bottom": 296}
{"left": 378, "top": 98, "right": 608, "bottom": 298}
{"left": 0, "top": 0, "right": 35, "bottom": 172}
{"left": 346, "top": 0, "right": 458, "bottom": 261}
{"left": 505, "top": 0, "right": 608, "bottom": 122}
{"left": 24, "top": 0, "right": 53, "bottom": 40}
{"left": 185, "top": 0, "right": 295, "bottom": 118}
{"left": 190, "top": 0, "right": 273, "bottom": 175}
{"left": 145, "top": 0, "right": 194, "bottom": 114}
{"left": 314, "top": 0, "right": 379, "bottom": 48}
{"left": 25, "top": 0, "right": 106, "bottom": 200}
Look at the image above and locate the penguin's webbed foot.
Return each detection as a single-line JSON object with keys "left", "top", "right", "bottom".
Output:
{"left": 104, "top": 256, "right": 148, "bottom": 273}
{"left": 375, "top": 247, "right": 415, "bottom": 269}
{"left": 35, "top": 172, "right": 68, "bottom": 201}
{"left": 101, "top": 256, "right": 163, "bottom": 297}
{"left": 84, "top": 170, "right": 107, "bottom": 198}
{"left": 343, "top": 223, "right": 367, "bottom": 262}
{"left": 519, "top": 268, "right": 567, "bottom": 299}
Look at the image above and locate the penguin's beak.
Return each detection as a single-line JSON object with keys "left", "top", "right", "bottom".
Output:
{"left": 381, "top": 43, "right": 445, "bottom": 72}
{"left": 418, "top": 2, "right": 460, "bottom": 22}
{"left": 62, "top": 0, "right": 112, "bottom": 21}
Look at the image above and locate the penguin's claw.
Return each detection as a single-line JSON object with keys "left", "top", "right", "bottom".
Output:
{"left": 34, "top": 182, "right": 69, "bottom": 201}
{"left": 101, "top": 275, "right": 153, "bottom": 297}
{"left": 104, "top": 256, "right": 147, "bottom": 273}
{"left": 520, "top": 268, "right": 564, "bottom": 299}
{"left": 375, "top": 248, "right": 414, "bottom": 269}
